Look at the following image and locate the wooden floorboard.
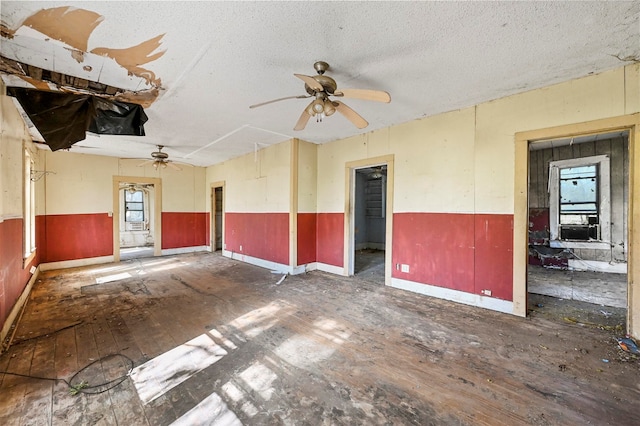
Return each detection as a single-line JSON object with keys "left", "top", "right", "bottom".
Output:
{"left": 0, "top": 251, "right": 638, "bottom": 425}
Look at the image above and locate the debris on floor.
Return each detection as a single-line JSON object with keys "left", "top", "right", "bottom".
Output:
{"left": 616, "top": 336, "right": 640, "bottom": 355}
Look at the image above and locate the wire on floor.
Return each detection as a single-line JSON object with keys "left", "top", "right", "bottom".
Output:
{"left": 0, "top": 353, "right": 134, "bottom": 395}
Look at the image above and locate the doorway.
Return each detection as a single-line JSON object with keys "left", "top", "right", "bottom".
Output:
{"left": 353, "top": 166, "right": 387, "bottom": 281}
{"left": 345, "top": 155, "right": 394, "bottom": 285}
{"left": 514, "top": 114, "right": 639, "bottom": 337}
{"left": 113, "top": 176, "right": 162, "bottom": 262}
{"left": 119, "top": 183, "right": 156, "bottom": 260}
{"left": 527, "top": 132, "right": 629, "bottom": 326}
{"left": 211, "top": 183, "right": 224, "bottom": 252}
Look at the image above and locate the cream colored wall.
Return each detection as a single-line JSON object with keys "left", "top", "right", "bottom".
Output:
{"left": 316, "top": 65, "right": 639, "bottom": 216}
{"left": 475, "top": 66, "right": 631, "bottom": 213}
{"left": 0, "top": 88, "right": 32, "bottom": 220}
{"left": 39, "top": 152, "right": 206, "bottom": 216}
{"left": 206, "top": 140, "right": 291, "bottom": 213}
{"left": 317, "top": 107, "right": 476, "bottom": 213}
{"left": 297, "top": 140, "right": 317, "bottom": 213}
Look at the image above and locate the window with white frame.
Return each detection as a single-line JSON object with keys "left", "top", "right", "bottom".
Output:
{"left": 124, "top": 189, "right": 145, "bottom": 222}
{"left": 24, "top": 149, "right": 36, "bottom": 258}
{"left": 549, "top": 155, "right": 610, "bottom": 247}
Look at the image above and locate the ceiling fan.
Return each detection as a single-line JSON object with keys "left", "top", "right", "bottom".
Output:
{"left": 137, "top": 145, "right": 181, "bottom": 170}
{"left": 250, "top": 61, "right": 391, "bottom": 131}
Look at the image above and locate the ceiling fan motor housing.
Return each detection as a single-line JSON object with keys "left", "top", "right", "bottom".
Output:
{"left": 305, "top": 75, "right": 338, "bottom": 96}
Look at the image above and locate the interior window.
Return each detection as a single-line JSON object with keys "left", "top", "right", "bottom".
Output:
{"left": 548, "top": 154, "right": 610, "bottom": 245}
{"left": 125, "top": 190, "right": 144, "bottom": 222}
{"left": 559, "top": 164, "right": 598, "bottom": 240}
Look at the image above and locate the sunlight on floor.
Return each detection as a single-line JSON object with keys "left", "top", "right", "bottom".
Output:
{"left": 228, "top": 300, "right": 290, "bottom": 339}
{"left": 170, "top": 392, "right": 242, "bottom": 426}
{"left": 130, "top": 333, "right": 228, "bottom": 404}
{"left": 129, "top": 300, "right": 351, "bottom": 422}
{"left": 95, "top": 272, "right": 132, "bottom": 284}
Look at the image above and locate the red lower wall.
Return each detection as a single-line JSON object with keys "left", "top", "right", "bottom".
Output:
{"left": 474, "top": 214, "right": 513, "bottom": 301}
{"left": 393, "top": 213, "right": 476, "bottom": 293}
{"left": 392, "top": 212, "right": 513, "bottom": 301}
{"left": 0, "top": 218, "right": 35, "bottom": 331}
{"left": 297, "top": 213, "right": 317, "bottom": 265}
{"left": 162, "top": 212, "right": 209, "bottom": 249}
{"left": 36, "top": 213, "right": 113, "bottom": 263}
{"left": 225, "top": 213, "right": 289, "bottom": 265}
{"left": 317, "top": 213, "right": 344, "bottom": 267}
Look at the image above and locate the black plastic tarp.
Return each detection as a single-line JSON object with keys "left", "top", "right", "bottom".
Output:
{"left": 7, "top": 87, "right": 148, "bottom": 151}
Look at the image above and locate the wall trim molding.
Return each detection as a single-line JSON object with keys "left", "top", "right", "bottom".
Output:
{"left": 390, "top": 277, "right": 514, "bottom": 314}
{"left": 222, "top": 250, "right": 306, "bottom": 275}
{"left": 315, "top": 262, "right": 347, "bottom": 276}
{"left": 40, "top": 255, "right": 115, "bottom": 271}
{"left": 162, "top": 246, "right": 210, "bottom": 256}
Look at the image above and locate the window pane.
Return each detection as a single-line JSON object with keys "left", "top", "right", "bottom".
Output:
{"left": 126, "top": 202, "right": 144, "bottom": 211}
{"left": 559, "top": 164, "right": 597, "bottom": 214}
{"left": 125, "top": 190, "right": 143, "bottom": 202}
{"left": 126, "top": 211, "right": 144, "bottom": 222}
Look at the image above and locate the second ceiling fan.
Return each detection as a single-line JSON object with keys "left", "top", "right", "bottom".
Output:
{"left": 250, "top": 61, "right": 391, "bottom": 131}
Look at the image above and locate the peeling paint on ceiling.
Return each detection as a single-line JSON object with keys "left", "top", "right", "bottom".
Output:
{"left": 1, "top": 1, "right": 639, "bottom": 166}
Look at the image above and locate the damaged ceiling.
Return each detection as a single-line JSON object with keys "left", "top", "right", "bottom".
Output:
{"left": 1, "top": 1, "right": 639, "bottom": 167}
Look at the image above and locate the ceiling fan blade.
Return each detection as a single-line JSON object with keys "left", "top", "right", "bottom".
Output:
{"left": 250, "top": 95, "right": 310, "bottom": 109}
{"left": 166, "top": 161, "right": 182, "bottom": 171}
{"left": 294, "top": 102, "right": 313, "bottom": 131}
{"left": 294, "top": 74, "right": 323, "bottom": 92}
{"left": 334, "top": 89, "right": 391, "bottom": 103}
{"left": 334, "top": 101, "right": 368, "bottom": 129}
{"left": 137, "top": 159, "right": 154, "bottom": 167}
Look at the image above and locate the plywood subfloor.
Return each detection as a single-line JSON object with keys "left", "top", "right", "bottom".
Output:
{"left": 528, "top": 265, "right": 627, "bottom": 308}
{"left": 1, "top": 252, "right": 638, "bottom": 425}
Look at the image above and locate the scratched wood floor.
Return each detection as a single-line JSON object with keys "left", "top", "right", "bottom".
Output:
{"left": 0, "top": 252, "right": 638, "bottom": 425}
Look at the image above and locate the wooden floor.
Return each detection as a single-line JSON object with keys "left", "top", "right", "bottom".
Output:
{"left": 1, "top": 252, "right": 638, "bottom": 425}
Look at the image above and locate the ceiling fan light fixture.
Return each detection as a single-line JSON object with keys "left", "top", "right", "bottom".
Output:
{"left": 312, "top": 99, "right": 324, "bottom": 114}
{"left": 323, "top": 100, "right": 336, "bottom": 116}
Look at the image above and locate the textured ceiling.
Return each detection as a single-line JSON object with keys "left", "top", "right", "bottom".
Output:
{"left": 1, "top": 1, "right": 639, "bottom": 167}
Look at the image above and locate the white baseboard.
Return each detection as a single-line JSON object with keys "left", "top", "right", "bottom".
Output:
{"left": 568, "top": 259, "right": 627, "bottom": 273}
{"left": 1, "top": 265, "right": 40, "bottom": 351}
{"left": 40, "top": 255, "right": 115, "bottom": 271}
{"left": 316, "top": 262, "right": 347, "bottom": 276}
{"left": 222, "top": 250, "right": 305, "bottom": 275}
{"left": 390, "top": 277, "right": 514, "bottom": 314}
{"left": 162, "top": 246, "right": 210, "bottom": 256}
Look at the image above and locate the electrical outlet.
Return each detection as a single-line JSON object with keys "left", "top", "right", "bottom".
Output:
{"left": 239, "top": 245, "right": 243, "bottom": 251}
{"left": 29, "top": 266, "right": 36, "bottom": 274}
{"left": 401, "top": 264, "right": 410, "bottom": 273}
{"left": 481, "top": 289, "right": 492, "bottom": 296}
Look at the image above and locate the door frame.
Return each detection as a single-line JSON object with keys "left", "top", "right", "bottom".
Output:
{"left": 514, "top": 113, "right": 640, "bottom": 337}
{"left": 344, "top": 154, "right": 394, "bottom": 284}
{"left": 113, "top": 176, "right": 162, "bottom": 262}
{"left": 210, "top": 181, "right": 225, "bottom": 252}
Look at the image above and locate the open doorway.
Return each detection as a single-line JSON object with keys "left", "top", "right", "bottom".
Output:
{"left": 527, "top": 131, "right": 629, "bottom": 324}
{"left": 113, "top": 176, "right": 162, "bottom": 262}
{"left": 350, "top": 164, "right": 388, "bottom": 283}
{"left": 345, "top": 155, "right": 394, "bottom": 285}
{"left": 211, "top": 183, "right": 224, "bottom": 252}
{"left": 119, "top": 182, "right": 156, "bottom": 260}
